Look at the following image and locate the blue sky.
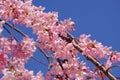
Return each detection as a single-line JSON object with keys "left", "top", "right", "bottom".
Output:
{"left": 1, "top": 0, "right": 120, "bottom": 79}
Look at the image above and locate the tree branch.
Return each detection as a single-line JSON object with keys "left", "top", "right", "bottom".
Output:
{"left": 1, "top": 18, "right": 50, "bottom": 67}
{"left": 37, "top": 46, "right": 51, "bottom": 64}
{"left": 67, "top": 32, "right": 117, "bottom": 80}
{"left": 3, "top": 25, "right": 18, "bottom": 41}
{"left": 31, "top": 56, "right": 48, "bottom": 66}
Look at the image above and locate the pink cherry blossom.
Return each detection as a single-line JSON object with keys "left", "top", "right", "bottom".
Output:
{"left": 110, "top": 51, "right": 120, "bottom": 63}
{"left": 0, "top": 50, "right": 8, "bottom": 73}
{"left": 13, "top": 37, "right": 36, "bottom": 61}
{"left": 0, "top": 37, "right": 11, "bottom": 53}
{"left": 1, "top": 58, "right": 44, "bottom": 80}
{"left": 53, "top": 40, "right": 78, "bottom": 59}
{"left": 46, "top": 58, "right": 89, "bottom": 80}
{"left": 79, "top": 34, "right": 112, "bottom": 59}
{"left": 32, "top": 71, "right": 45, "bottom": 80}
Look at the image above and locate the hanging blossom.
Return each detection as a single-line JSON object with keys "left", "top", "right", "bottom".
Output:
{"left": 1, "top": 58, "right": 44, "bottom": 80}
{"left": 0, "top": 50, "right": 8, "bottom": 73}
{"left": 12, "top": 37, "right": 36, "bottom": 61}
{"left": 35, "top": 14, "right": 75, "bottom": 52}
{"left": 59, "top": 18, "right": 75, "bottom": 37}
{"left": 109, "top": 51, "right": 120, "bottom": 63}
{"left": 46, "top": 58, "right": 89, "bottom": 80}
{"left": 0, "top": 36, "right": 36, "bottom": 61}
{"left": 32, "top": 71, "right": 45, "bottom": 80}
{"left": 0, "top": 37, "right": 11, "bottom": 53}
{"left": 52, "top": 39, "right": 78, "bottom": 59}
{"left": 78, "top": 34, "right": 112, "bottom": 59}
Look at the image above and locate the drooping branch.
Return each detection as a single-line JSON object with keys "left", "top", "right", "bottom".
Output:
{"left": 67, "top": 32, "right": 117, "bottom": 80}
{"left": 1, "top": 19, "right": 50, "bottom": 67}
{"left": 1, "top": 19, "right": 27, "bottom": 37}
{"left": 36, "top": 46, "right": 51, "bottom": 64}
{"left": 32, "top": 56, "right": 48, "bottom": 66}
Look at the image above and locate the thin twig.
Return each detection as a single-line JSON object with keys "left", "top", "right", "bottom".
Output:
{"left": 100, "top": 70, "right": 105, "bottom": 80}
{"left": 4, "top": 20, "right": 27, "bottom": 37}
{"left": 107, "top": 65, "right": 120, "bottom": 71}
{"left": 37, "top": 46, "right": 51, "bottom": 64}
{"left": 57, "top": 58, "right": 68, "bottom": 80}
{"left": 57, "top": 58, "right": 64, "bottom": 70}
{"left": 3, "top": 25, "right": 18, "bottom": 41}
{"left": 31, "top": 56, "right": 48, "bottom": 66}
{"left": 107, "top": 65, "right": 120, "bottom": 79}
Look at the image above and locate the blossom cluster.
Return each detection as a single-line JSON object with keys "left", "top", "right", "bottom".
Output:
{"left": 0, "top": 36, "right": 36, "bottom": 75}
{"left": 46, "top": 58, "right": 89, "bottom": 80}
{"left": 1, "top": 59, "right": 44, "bottom": 80}
{"left": 78, "top": 34, "right": 112, "bottom": 59}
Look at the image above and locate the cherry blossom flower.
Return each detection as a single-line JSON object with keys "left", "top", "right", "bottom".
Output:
{"left": 0, "top": 37, "right": 36, "bottom": 61}
{"left": 110, "top": 51, "right": 120, "bottom": 63}
{"left": 46, "top": 58, "right": 89, "bottom": 80}
{"left": 13, "top": 37, "right": 36, "bottom": 61}
{"left": 0, "top": 50, "right": 8, "bottom": 73}
{"left": 1, "top": 58, "right": 44, "bottom": 80}
{"left": 0, "top": 37, "right": 11, "bottom": 53}
{"left": 32, "top": 71, "right": 45, "bottom": 80}
{"left": 53, "top": 41, "right": 78, "bottom": 59}
{"left": 79, "top": 34, "right": 112, "bottom": 59}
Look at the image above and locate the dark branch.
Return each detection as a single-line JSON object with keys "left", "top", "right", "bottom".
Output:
{"left": 3, "top": 25, "right": 18, "bottom": 41}
{"left": 31, "top": 56, "right": 48, "bottom": 66}
{"left": 57, "top": 58, "right": 68, "bottom": 80}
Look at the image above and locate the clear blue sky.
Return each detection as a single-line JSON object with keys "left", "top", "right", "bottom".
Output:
{"left": 2, "top": 0, "right": 120, "bottom": 79}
